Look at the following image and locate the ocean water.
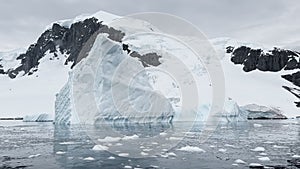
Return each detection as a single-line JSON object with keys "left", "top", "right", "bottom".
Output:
{"left": 0, "top": 120, "right": 299, "bottom": 169}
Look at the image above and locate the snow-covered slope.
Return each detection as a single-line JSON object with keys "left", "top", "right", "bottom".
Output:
{"left": 0, "top": 11, "right": 121, "bottom": 119}
{"left": 0, "top": 52, "right": 71, "bottom": 118}
{"left": 46, "top": 11, "right": 120, "bottom": 29}
{"left": 211, "top": 38, "right": 299, "bottom": 118}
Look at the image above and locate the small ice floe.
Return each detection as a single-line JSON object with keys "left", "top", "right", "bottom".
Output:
{"left": 167, "top": 152, "right": 177, "bottom": 157}
{"left": 122, "top": 135, "right": 139, "bottom": 140}
{"left": 28, "top": 154, "right": 41, "bottom": 158}
{"left": 108, "top": 156, "right": 115, "bottom": 160}
{"left": 259, "top": 153, "right": 268, "bottom": 156}
{"left": 218, "top": 148, "right": 227, "bottom": 153}
{"left": 83, "top": 157, "right": 95, "bottom": 161}
{"left": 115, "top": 143, "right": 123, "bottom": 146}
{"left": 253, "top": 124, "right": 263, "bottom": 127}
{"left": 159, "top": 132, "right": 167, "bottom": 136}
{"left": 56, "top": 151, "right": 66, "bottom": 155}
{"left": 224, "top": 144, "right": 236, "bottom": 148}
{"left": 177, "top": 146, "right": 206, "bottom": 153}
{"left": 20, "top": 128, "right": 25, "bottom": 131}
{"left": 263, "top": 141, "right": 274, "bottom": 144}
{"left": 234, "top": 159, "right": 246, "bottom": 164}
{"left": 98, "top": 136, "right": 121, "bottom": 142}
{"left": 249, "top": 163, "right": 263, "bottom": 168}
{"left": 209, "top": 145, "right": 216, "bottom": 148}
{"left": 251, "top": 147, "right": 265, "bottom": 152}
{"left": 161, "top": 152, "right": 177, "bottom": 158}
{"left": 258, "top": 157, "right": 270, "bottom": 161}
{"left": 67, "top": 157, "right": 74, "bottom": 160}
{"left": 118, "top": 153, "right": 129, "bottom": 157}
{"left": 292, "top": 154, "right": 300, "bottom": 158}
{"left": 59, "top": 142, "right": 76, "bottom": 145}
{"left": 141, "top": 152, "right": 149, "bottom": 156}
{"left": 92, "top": 145, "right": 109, "bottom": 151}
{"left": 273, "top": 145, "right": 288, "bottom": 149}
{"left": 124, "top": 165, "right": 132, "bottom": 169}
{"left": 149, "top": 165, "right": 159, "bottom": 168}
{"left": 152, "top": 142, "right": 158, "bottom": 145}
{"left": 143, "top": 148, "right": 152, "bottom": 152}
{"left": 168, "top": 137, "right": 181, "bottom": 140}
{"left": 232, "top": 164, "right": 238, "bottom": 166}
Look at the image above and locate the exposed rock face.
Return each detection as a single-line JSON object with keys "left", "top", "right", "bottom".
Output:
{"left": 1, "top": 17, "right": 162, "bottom": 79}
{"left": 6, "top": 18, "right": 103, "bottom": 78}
{"left": 227, "top": 46, "right": 300, "bottom": 108}
{"left": 229, "top": 46, "right": 299, "bottom": 72}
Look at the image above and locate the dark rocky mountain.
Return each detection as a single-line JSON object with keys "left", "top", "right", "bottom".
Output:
{"left": 227, "top": 46, "right": 300, "bottom": 107}
{"left": 0, "top": 17, "right": 162, "bottom": 79}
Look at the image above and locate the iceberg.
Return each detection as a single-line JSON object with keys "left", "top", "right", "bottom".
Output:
{"left": 23, "top": 113, "right": 52, "bottom": 122}
{"left": 242, "top": 104, "right": 287, "bottom": 120}
{"left": 221, "top": 98, "right": 248, "bottom": 122}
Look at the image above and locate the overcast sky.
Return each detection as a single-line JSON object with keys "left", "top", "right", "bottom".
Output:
{"left": 0, "top": 0, "right": 300, "bottom": 51}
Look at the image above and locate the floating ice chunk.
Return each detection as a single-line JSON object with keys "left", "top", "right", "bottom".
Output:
{"left": 292, "top": 154, "right": 300, "bottom": 158}
{"left": 108, "top": 156, "right": 116, "bottom": 160}
{"left": 59, "top": 142, "right": 76, "bottom": 145}
{"left": 98, "top": 136, "right": 121, "bottom": 142}
{"left": 159, "top": 132, "right": 167, "bottom": 136}
{"left": 249, "top": 163, "right": 263, "bottom": 168}
{"left": 167, "top": 152, "right": 177, "bottom": 157}
{"left": 225, "top": 144, "right": 235, "bottom": 148}
{"left": 143, "top": 148, "right": 152, "bottom": 152}
{"left": 253, "top": 124, "right": 262, "bottom": 127}
{"left": 28, "top": 154, "right": 41, "bottom": 158}
{"left": 263, "top": 141, "right": 274, "bottom": 144}
{"left": 177, "top": 146, "right": 206, "bottom": 153}
{"left": 150, "top": 165, "right": 159, "bottom": 168}
{"left": 92, "top": 145, "right": 109, "bottom": 151}
{"left": 118, "top": 153, "right": 129, "bottom": 157}
{"left": 161, "top": 152, "right": 176, "bottom": 158}
{"left": 234, "top": 159, "right": 246, "bottom": 164}
{"left": 124, "top": 166, "right": 132, "bottom": 169}
{"left": 141, "top": 152, "right": 149, "bottom": 156}
{"left": 251, "top": 147, "right": 265, "bottom": 152}
{"left": 56, "top": 151, "right": 66, "bottom": 155}
{"left": 168, "top": 137, "right": 181, "bottom": 140}
{"left": 122, "top": 135, "right": 139, "bottom": 140}
{"left": 218, "top": 148, "right": 227, "bottom": 153}
{"left": 273, "top": 145, "right": 288, "bottom": 149}
{"left": 83, "top": 157, "right": 95, "bottom": 161}
{"left": 232, "top": 164, "right": 238, "bottom": 166}
{"left": 258, "top": 157, "right": 270, "bottom": 161}
{"left": 259, "top": 153, "right": 268, "bottom": 156}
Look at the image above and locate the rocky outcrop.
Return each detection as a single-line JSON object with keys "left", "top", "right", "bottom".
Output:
{"left": 1, "top": 17, "right": 162, "bottom": 78}
{"left": 227, "top": 46, "right": 300, "bottom": 108}
{"left": 227, "top": 46, "right": 299, "bottom": 72}
{"left": 6, "top": 18, "right": 103, "bottom": 78}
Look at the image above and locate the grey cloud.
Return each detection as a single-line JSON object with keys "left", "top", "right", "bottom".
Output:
{"left": 0, "top": 0, "right": 299, "bottom": 51}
